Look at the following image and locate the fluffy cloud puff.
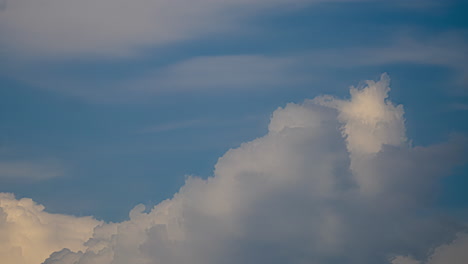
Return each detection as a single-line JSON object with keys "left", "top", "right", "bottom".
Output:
{"left": 2, "top": 74, "right": 467, "bottom": 264}
{"left": 0, "top": 193, "right": 100, "bottom": 264}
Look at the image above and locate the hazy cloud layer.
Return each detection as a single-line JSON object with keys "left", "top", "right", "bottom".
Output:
{"left": 1, "top": 0, "right": 451, "bottom": 60}
{"left": 8, "top": 54, "right": 309, "bottom": 102}
{"left": 7, "top": 32, "right": 466, "bottom": 103}
{"left": 1, "top": 75, "right": 466, "bottom": 264}
{"left": 0, "top": 0, "right": 317, "bottom": 58}
{"left": 345, "top": 33, "right": 468, "bottom": 88}
{"left": 139, "top": 55, "right": 308, "bottom": 92}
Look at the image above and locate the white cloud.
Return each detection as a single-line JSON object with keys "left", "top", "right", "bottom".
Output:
{"left": 1, "top": 75, "right": 467, "bottom": 264}
{"left": 313, "top": 73, "right": 407, "bottom": 156}
{"left": 0, "top": 193, "right": 101, "bottom": 264}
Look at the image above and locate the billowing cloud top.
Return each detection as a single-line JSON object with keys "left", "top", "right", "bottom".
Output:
{"left": 1, "top": 75, "right": 466, "bottom": 264}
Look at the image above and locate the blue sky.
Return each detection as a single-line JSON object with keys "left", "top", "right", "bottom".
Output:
{"left": 1, "top": 1, "right": 468, "bottom": 264}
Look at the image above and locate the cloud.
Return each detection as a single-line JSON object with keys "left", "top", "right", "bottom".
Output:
{"left": 392, "top": 232, "right": 468, "bottom": 264}
{"left": 0, "top": 0, "right": 445, "bottom": 59}
{"left": 0, "top": 0, "right": 320, "bottom": 58}
{"left": 450, "top": 103, "right": 468, "bottom": 111}
{"left": 10, "top": 54, "right": 309, "bottom": 102}
{"left": 139, "top": 55, "right": 308, "bottom": 92}
{"left": 427, "top": 232, "right": 468, "bottom": 264}
{"left": 2, "top": 1, "right": 466, "bottom": 107}
{"left": 312, "top": 73, "right": 407, "bottom": 156}
{"left": 140, "top": 119, "right": 207, "bottom": 134}
{"left": 7, "top": 30, "right": 467, "bottom": 103}
{"left": 359, "top": 33, "right": 468, "bottom": 88}
{"left": 125, "top": 34, "right": 468, "bottom": 96}
{"left": 0, "top": 193, "right": 101, "bottom": 264}
{"left": 1, "top": 75, "right": 467, "bottom": 264}
{"left": 0, "top": 158, "right": 65, "bottom": 182}
{"left": 392, "top": 256, "right": 423, "bottom": 264}
{"left": 306, "top": 32, "right": 468, "bottom": 89}
{"left": 139, "top": 114, "right": 263, "bottom": 134}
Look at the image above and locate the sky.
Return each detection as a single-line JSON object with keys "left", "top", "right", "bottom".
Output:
{"left": 0, "top": 1, "right": 468, "bottom": 264}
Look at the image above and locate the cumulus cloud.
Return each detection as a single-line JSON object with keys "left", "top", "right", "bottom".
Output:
{"left": 313, "top": 73, "right": 407, "bottom": 155}
{"left": 1, "top": 75, "right": 467, "bottom": 264}
{"left": 0, "top": 193, "right": 101, "bottom": 264}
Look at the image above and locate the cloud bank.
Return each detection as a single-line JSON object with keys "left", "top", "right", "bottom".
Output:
{"left": 1, "top": 75, "right": 467, "bottom": 264}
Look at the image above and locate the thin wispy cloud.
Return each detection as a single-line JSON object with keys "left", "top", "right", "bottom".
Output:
{"left": 140, "top": 119, "right": 208, "bottom": 134}
{"left": 140, "top": 55, "right": 309, "bottom": 92}
{"left": 299, "top": 31, "right": 468, "bottom": 88}
{"left": 0, "top": 0, "right": 331, "bottom": 58}
{"left": 450, "top": 103, "right": 468, "bottom": 111}
{"left": 0, "top": 158, "right": 65, "bottom": 182}
{"left": 140, "top": 115, "right": 265, "bottom": 135}
{"left": 0, "top": 0, "right": 453, "bottom": 60}
{"left": 4, "top": 54, "right": 312, "bottom": 102}
{"left": 4, "top": 29, "right": 468, "bottom": 103}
